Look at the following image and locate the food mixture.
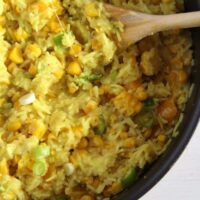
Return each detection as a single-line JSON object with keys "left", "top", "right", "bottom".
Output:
{"left": 0, "top": 0, "right": 193, "bottom": 199}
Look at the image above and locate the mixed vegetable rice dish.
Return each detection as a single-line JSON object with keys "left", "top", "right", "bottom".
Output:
{"left": 0, "top": 0, "right": 193, "bottom": 199}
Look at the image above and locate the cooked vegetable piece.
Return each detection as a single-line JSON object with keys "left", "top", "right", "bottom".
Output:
{"left": 32, "top": 160, "right": 48, "bottom": 176}
{"left": 53, "top": 33, "right": 64, "bottom": 46}
{"left": 135, "top": 111, "right": 155, "bottom": 128}
{"left": 121, "top": 167, "right": 137, "bottom": 188}
{"left": 67, "top": 61, "right": 82, "bottom": 76}
{"left": 81, "top": 74, "right": 102, "bottom": 82}
{"left": 33, "top": 145, "right": 50, "bottom": 160}
{"left": 94, "top": 115, "right": 106, "bottom": 135}
{"left": 157, "top": 99, "right": 178, "bottom": 122}
{"left": 134, "top": 97, "right": 157, "bottom": 128}
{"left": 144, "top": 98, "right": 156, "bottom": 109}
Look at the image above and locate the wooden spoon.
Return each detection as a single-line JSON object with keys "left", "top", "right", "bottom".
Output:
{"left": 105, "top": 4, "right": 200, "bottom": 47}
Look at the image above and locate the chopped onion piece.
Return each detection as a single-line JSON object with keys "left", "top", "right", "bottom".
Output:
{"left": 33, "top": 145, "right": 50, "bottom": 160}
{"left": 19, "top": 92, "right": 36, "bottom": 105}
{"left": 65, "top": 163, "right": 75, "bottom": 176}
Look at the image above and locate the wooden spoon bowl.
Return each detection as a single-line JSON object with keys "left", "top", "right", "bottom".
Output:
{"left": 105, "top": 4, "right": 200, "bottom": 47}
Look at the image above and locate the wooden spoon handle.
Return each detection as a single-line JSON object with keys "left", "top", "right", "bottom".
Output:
{"left": 121, "top": 11, "right": 200, "bottom": 46}
{"left": 153, "top": 11, "right": 200, "bottom": 30}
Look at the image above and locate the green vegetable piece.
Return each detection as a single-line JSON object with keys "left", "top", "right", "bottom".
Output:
{"left": 33, "top": 145, "right": 50, "bottom": 160}
{"left": 143, "top": 98, "right": 156, "bottom": 111}
{"left": 94, "top": 115, "right": 106, "bottom": 135}
{"left": 81, "top": 74, "right": 102, "bottom": 82}
{"left": 121, "top": 167, "right": 137, "bottom": 188}
{"left": 32, "top": 160, "right": 47, "bottom": 176}
{"left": 53, "top": 33, "right": 64, "bottom": 46}
{"left": 135, "top": 111, "right": 155, "bottom": 128}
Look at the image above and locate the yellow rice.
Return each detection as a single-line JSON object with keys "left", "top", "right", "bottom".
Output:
{"left": 0, "top": 0, "right": 193, "bottom": 199}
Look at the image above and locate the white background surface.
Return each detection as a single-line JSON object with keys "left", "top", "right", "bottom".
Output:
{"left": 141, "top": 122, "right": 200, "bottom": 200}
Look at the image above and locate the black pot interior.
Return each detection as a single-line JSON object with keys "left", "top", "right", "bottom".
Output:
{"left": 113, "top": 1, "right": 200, "bottom": 200}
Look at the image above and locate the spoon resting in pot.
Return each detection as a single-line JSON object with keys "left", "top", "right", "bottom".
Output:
{"left": 104, "top": 4, "right": 200, "bottom": 47}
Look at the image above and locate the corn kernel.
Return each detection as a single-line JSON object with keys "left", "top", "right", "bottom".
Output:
{"left": 104, "top": 183, "right": 123, "bottom": 197}
{"left": 51, "top": 150, "right": 56, "bottom": 156}
{"left": 157, "top": 134, "right": 167, "bottom": 143}
{"left": 85, "top": 3, "right": 100, "bottom": 17}
{"left": 13, "top": 27, "right": 29, "bottom": 42}
{"left": 7, "top": 63, "right": 16, "bottom": 73}
{"left": 177, "top": 70, "right": 188, "bottom": 84}
{"left": 119, "top": 132, "right": 129, "bottom": 140}
{"left": 113, "top": 92, "right": 143, "bottom": 116}
{"left": 25, "top": 43, "right": 42, "bottom": 60}
{"left": 80, "top": 195, "right": 94, "bottom": 200}
{"left": 123, "top": 137, "right": 136, "bottom": 148}
{"left": 28, "top": 64, "right": 37, "bottom": 76}
{"left": 66, "top": 61, "right": 82, "bottom": 76}
{"left": 14, "top": 102, "right": 21, "bottom": 109}
{"left": 83, "top": 101, "right": 97, "bottom": 114}
{"left": 68, "top": 82, "right": 79, "bottom": 94}
{"left": 0, "top": 25, "right": 4, "bottom": 33}
{"left": 89, "top": 135, "right": 104, "bottom": 147}
{"left": 34, "top": 1, "right": 48, "bottom": 12}
{"left": 29, "top": 120, "right": 46, "bottom": 139}
{"left": 52, "top": 0, "right": 64, "bottom": 15}
{"left": 7, "top": 120, "right": 22, "bottom": 132}
{"left": 7, "top": 192, "right": 15, "bottom": 200}
{"left": 9, "top": 47, "right": 24, "bottom": 64}
{"left": 135, "top": 86, "right": 148, "bottom": 101}
{"left": 53, "top": 69, "right": 64, "bottom": 79}
{"left": 72, "top": 125, "right": 83, "bottom": 138}
{"left": 48, "top": 18, "right": 63, "bottom": 33}
{"left": 69, "top": 44, "right": 82, "bottom": 55}
{"left": 0, "top": 159, "right": 9, "bottom": 175}
{"left": 78, "top": 138, "right": 88, "bottom": 149}
{"left": 134, "top": 101, "right": 143, "bottom": 114}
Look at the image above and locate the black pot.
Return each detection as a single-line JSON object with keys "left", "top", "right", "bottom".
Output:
{"left": 113, "top": 1, "right": 200, "bottom": 199}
